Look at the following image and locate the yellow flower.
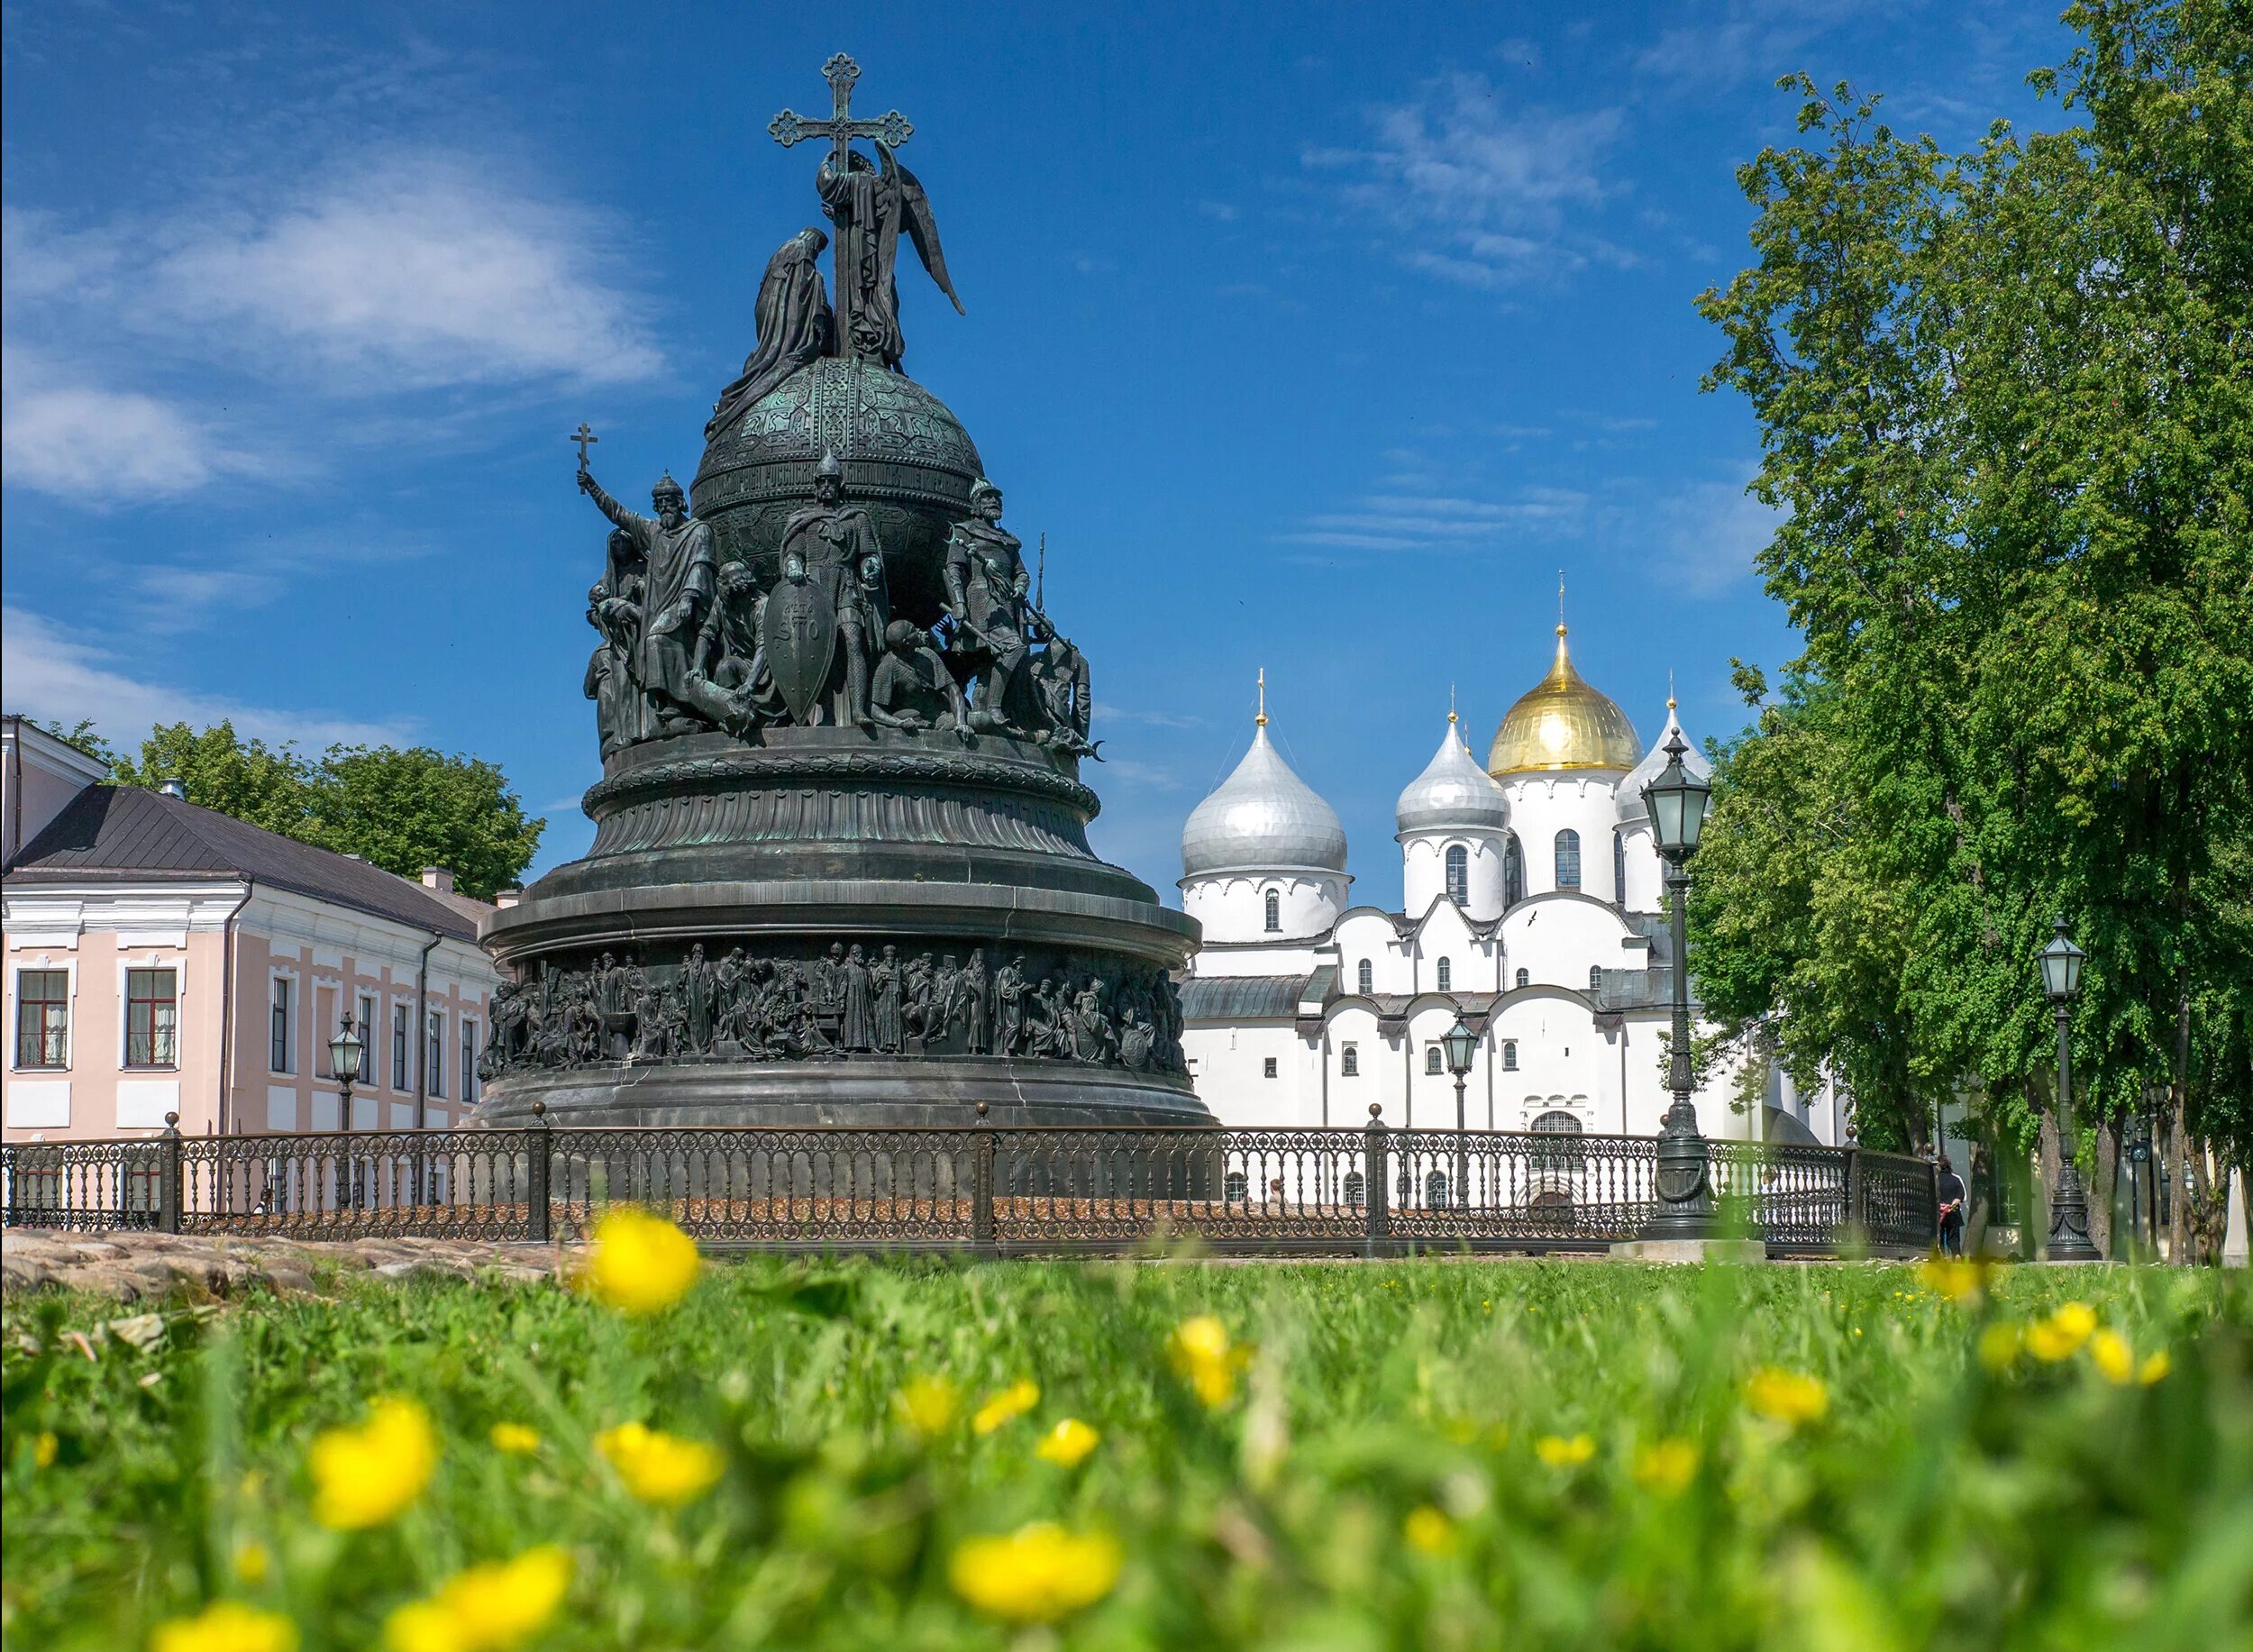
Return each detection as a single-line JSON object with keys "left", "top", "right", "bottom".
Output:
{"left": 232, "top": 1541, "right": 271, "bottom": 1586}
{"left": 595, "top": 1422, "right": 723, "bottom": 1507}
{"left": 33, "top": 1430, "right": 58, "bottom": 1468}
{"left": 1978, "top": 1322, "right": 2022, "bottom": 1372}
{"left": 1631, "top": 1438, "right": 1701, "bottom": 1496}
{"left": 488, "top": 1423, "right": 542, "bottom": 1456}
{"left": 1167, "top": 1315, "right": 1251, "bottom": 1409}
{"left": 1915, "top": 1257, "right": 1992, "bottom": 1303}
{"left": 1534, "top": 1433, "right": 1596, "bottom": 1468}
{"left": 1403, "top": 1505, "right": 1457, "bottom": 1555}
{"left": 383, "top": 1546, "right": 572, "bottom": 1652}
{"left": 1744, "top": 1369, "right": 1829, "bottom": 1427}
{"left": 151, "top": 1601, "right": 298, "bottom": 1652}
{"left": 1035, "top": 1418, "right": 1100, "bottom": 1467}
{"left": 309, "top": 1396, "right": 437, "bottom": 1530}
{"left": 2090, "top": 1330, "right": 2135, "bottom": 1385}
{"left": 895, "top": 1376, "right": 960, "bottom": 1437}
{"left": 579, "top": 1209, "right": 700, "bottom": 1316}
{"left": 948, "top": 1522, "right": 1122, "bottom": 1623}
{"left": 2025, "top": 1301, "right": 2097, "bottom": 1362}
{"left": 971, "top": 1379, "right": 1042, "bottom": 1435}
{"left": 2138, "top": 1350, "right": 2171, "bottom": 1385}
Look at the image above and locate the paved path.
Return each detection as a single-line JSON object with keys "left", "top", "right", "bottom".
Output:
{"left": 3, "top": 1229, "right": 574, "bottom": 1303}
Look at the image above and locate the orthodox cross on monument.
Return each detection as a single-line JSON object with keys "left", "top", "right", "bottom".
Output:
{"left": 769, "top": 53, "right": 916, "bottom": 360}
{"left": 1256, "top": 668, "right": 1268, "bottom": 728}
{"left": 570, "top": 422, "right": 598, "bottom": 470}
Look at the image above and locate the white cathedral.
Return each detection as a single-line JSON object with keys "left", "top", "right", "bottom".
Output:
{"left": 1175, "top": 625, "right": 1840, "bottom": 1146}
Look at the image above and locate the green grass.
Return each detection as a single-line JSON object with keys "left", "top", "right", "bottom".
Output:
{"left": 5, "top": 1257, "right": 2250, "bottom": 1650}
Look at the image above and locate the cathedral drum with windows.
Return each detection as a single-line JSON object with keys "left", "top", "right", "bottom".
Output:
{"left": 1174, "top": 627, "right": 1831, "bottom": 1148}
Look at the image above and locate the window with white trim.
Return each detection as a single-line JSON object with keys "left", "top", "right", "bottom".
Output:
{"left": 1341, "top": 1043, "right": 1359, "bottom": 1077}
{"left": 358, "top": 994, "right": 379, "bottom": 1088}
{"left": 1555, "top": 829, "right": 1582, "bottom": 890}
{"left": 1445, "top": 844, "right": 1469, "bottom": 906}
{"left": 125, "top": 969, "right": 178, "bottom": 1069}
{"left": 393, "top": 1004, "right": 411, "bottom": 1091}
{"left": 461, "top": 1018, "right": 479, "bottom": 1105}
{"left": 1425, "top": 1045, "right": 1444, "bottom": 1075}
{"left": 1263, "top": 889, "right": 1281, "bottom": 932}
{"left": 15, "top": 970, "right": 69, "bottom": 1069}
{"left": 426, "top": 1009, "right": 446, "bottom": 1099}
{"left": 269, "top": 976, "right": 294, "bottom": 1073}
{"left": 1436, "top": 956, "right": 1453, "bottom": 991}
{"left": 1357, "top": 959, "right": 1373, "bottom": 994}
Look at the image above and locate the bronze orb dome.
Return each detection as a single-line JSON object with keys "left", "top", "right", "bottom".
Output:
{"left": 690, "top": 355, "right": 983, "bottom": 626}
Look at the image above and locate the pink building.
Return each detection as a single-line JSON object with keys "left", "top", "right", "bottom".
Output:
{"left": 3, "top": 717, "right": 502, "bottom": 1144}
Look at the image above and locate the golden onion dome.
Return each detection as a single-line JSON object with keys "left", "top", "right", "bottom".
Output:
{"left": 1486, "top": 625, "right": 1644, "bottom": 776}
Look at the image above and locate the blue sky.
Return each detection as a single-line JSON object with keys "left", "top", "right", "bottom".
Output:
{"left": 2, "top": 1, "right": 2076, "bottom": 906}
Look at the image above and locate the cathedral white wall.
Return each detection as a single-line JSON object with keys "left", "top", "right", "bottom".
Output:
{"left": 1183, "top": 1019, "right": 1322, "bottom": 1127}
{"left": 1186, "top": 939, "right": 1327, "bottom": 980}
{"left": 1400, "top": 832, "right": 1507, "bottom": 923}
{"left": 1499, "top": 893, "right": 1637, "bottom": 991}
{"left": 1499, "top": 774, "right": 1629, "bottom": 902}
{"left": 1181, "top": 871, "right": 1346, "bottom": 946}
{"left": 1615, "top": 819, "right": 1669, "bottom": 912}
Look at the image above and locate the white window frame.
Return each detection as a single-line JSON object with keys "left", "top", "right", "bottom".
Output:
{"left": 268, "top": 971, "right": 297, "bottom": 1077}
{"left": 11, "top": 962, "right": 77, "bottom": 1072}
{"left": 358, "top": 992, "right": 380, "bottom": 1090}
{"left": 119, "top": 961, "right": 183, "bottom": 1072}
{"left": 425, "top": 1007, "right": 446, "bottom": 1100}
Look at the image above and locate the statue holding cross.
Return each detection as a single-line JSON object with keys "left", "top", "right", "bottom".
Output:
{"left": 770, "top": 52, "right": 963, "bottom": 371}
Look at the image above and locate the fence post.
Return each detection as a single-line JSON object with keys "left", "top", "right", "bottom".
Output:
{"left": 1364, "top": 1103, "right": 1390, "bottom": 1256}
{"left": 159, "top": 1111, "right": 183, "bottom": 1235}
{"left": 1844, "top": 1145, "right": 1864, "bottom": 1239}
{"left": 971, "top": 1101, "right": 997, "bottom": 1256}
{"left": 526, "top": 1100, "right": 552, "bottom": 1243}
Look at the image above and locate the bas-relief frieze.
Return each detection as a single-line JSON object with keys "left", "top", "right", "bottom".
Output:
{"left": 481, "top": 940, "right": 1186, "bottom": 1080}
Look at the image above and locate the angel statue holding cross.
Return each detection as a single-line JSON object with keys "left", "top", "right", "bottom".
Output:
{"left": 770, "top": 52, "right": 963, "bottom": 372}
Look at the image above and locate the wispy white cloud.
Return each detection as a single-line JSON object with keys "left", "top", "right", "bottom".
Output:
{"left": 1634, "top": 0, "right": 1874, "bottom": 87}
{"left": 123, "top": 522, "right": 438, "bottom": 634}
{"left": 0, "top": 154, "right": 663, "bottom": 505}
{"left": 151, "top": 156, "right": 662, "bottom": 389}
{"left": 1649, "top": 473, "right": 1782, "bottom": 595}
{"left": 1307, "top": 74, "right": 1628, "bottom": 288}
{"left": 0, "top": 344, "right": 259, "bottom": 501}
{"left": 2, "top": 606, "right": 410, "bottom": 750}
{"left": 1278, "top": 484, "right": 1592, "bottom": 552}
{"left": 1101, "top": 758, "right": 1189, "bottom": 792}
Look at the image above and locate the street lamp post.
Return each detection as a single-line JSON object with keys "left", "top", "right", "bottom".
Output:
{"left": 1637, "top": 731, "right": 1719, "bottom": 1239}
{"left": 329, "top": 1012, "right": 366, "bottom": 1212}
{"left": 2037, "top": 920, "right": 2102, "bottom": 1263}
{"left": 1443, "top": 1013, "right": 1478, "bottom": 1211}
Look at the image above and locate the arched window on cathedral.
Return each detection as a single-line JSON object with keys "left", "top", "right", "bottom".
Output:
{"left": 1425, "top": 1045, "right": 1444, "bottom": 1075}
{"left": 1357, "top": 959, "right": 1373, "bottom": 995}
{"left": 1263, "top": 889, "right": 1280, "bottom": 932}
{"left": 1503, "top": 833, "right": 1526, "bottom": 908}
{"left": 1515, "top": 968, "right": 1529, "bottom": 989}
{"left": 1340, "top": 1043, "right": 1359, "bottom": 1076}
{"left": 1555, "top": 829, "right": 1582, "bottom": 890}
{"left": 1436, "top": 956, "right": 1453, "bottom": 991}
{"left": 1445, "top": 844, "right": 1469, "bottom": 906}
{"left": 1529, "top": 1109, "right": 1584, "bottom": 1189}
{"left": 1589, "top": 965, "right": 1603, "bottom": 993}
{"left": 1343, "top": 1170, "right": 1365, "bottom": 1208}
{"left": 1613, "top": 829, "right": 1628, "bottom": 905}
{"left": 1502, "top": 1039, "right": 1519, "bottom": 1070}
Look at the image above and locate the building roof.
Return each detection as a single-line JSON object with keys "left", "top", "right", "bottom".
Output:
{"left": 1396, "top": 713, "right": 1510, "bottom": 835}
{"left": 1486, "top": 625, "right": 1644, "bottom": 776}
{"left": 1181, "top": 716, "right": 1348, "bottom": 879}
{"left": 4, "top": 784, "right": 488, "bottom": 942}
{"left": 1180, "top": 974, "right": 1315, "bottom": 1021}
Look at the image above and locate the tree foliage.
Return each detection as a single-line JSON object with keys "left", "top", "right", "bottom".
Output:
{"left": 62, "top": 719, "right": 543, "bottom": 901}
{"left": 1691, "top": 0, "right": 2253, "bottom": 1249}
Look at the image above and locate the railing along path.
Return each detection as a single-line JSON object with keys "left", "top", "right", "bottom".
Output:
{"left": 2, "top": 1111, "right": 1938, "bottom": 1257}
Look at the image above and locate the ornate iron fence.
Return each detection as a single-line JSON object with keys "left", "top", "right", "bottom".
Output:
{"left": 2, "top": 1111, "right": 1938, "bottom": 1257}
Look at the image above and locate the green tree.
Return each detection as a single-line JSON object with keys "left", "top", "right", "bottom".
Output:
{"left": 1693, "top": 0, "right": 2253, "bottom": 1257}
{"left": 47, "top": 719, "right": 544, "bottom": 903}
{"left": 32, "top": 718, "right": 120, "bottom": 771}
{"left": 114, "top": 722, "right": 320, "bottom": 840}
{"left": 310, "top": 744, "right": 543, "bottom": 902}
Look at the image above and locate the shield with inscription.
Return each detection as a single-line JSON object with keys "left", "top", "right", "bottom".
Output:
{"left": 761, "top": 575, "right": 838, "bottom": 724}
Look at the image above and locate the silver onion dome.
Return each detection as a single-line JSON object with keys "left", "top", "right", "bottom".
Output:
{"left": 1181, "top": 720, "right": 1348, "bottom": 878}
{"left": 1396, "top": 714, "right": 1509, "bottom": 835}
{"left": 1618, "top": 699, "right": 1713, "bottom": 821}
